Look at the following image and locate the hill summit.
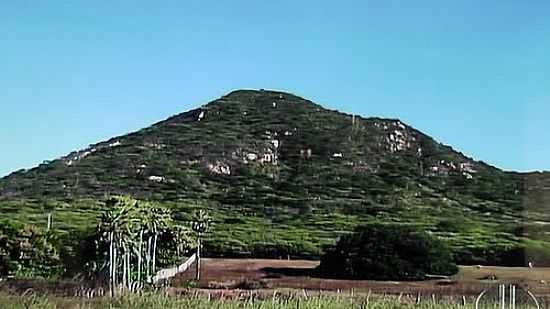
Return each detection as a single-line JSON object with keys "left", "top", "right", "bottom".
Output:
{"left": 1, "top": 89, "right": 550, "bottom": 262}
{"left": 0, "top": 89, "right": 491, "bottom": 199}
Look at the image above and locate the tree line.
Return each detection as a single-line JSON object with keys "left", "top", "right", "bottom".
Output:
{"left": 0, "top": 195, "right": 210, "bottom": 290}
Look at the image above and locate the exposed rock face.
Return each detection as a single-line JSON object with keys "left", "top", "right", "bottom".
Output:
{"left": 148, "top": 175, "right": 166, "bottom": 183}
{"left": 246, "top": 153, "right": 258, "bottom": 161}
{"left": 207, "top": 161, "right": 231, "bottom": 175}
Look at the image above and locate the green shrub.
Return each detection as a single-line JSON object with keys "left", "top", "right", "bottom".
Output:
{"left": 318, "top": 223, "right": 458, "bottom": 280}
{"left": 0, "top": 222, "right": 63, "bottom": 279}
{"left": 0, "top": 225, "right": 17, "bottom": 276}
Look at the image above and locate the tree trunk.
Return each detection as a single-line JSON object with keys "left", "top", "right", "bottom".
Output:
{"left": 122, "top": 243, "right": 127, "bottom": 289}
{"left": 146, "top": 236, "right": 152, "bottom": 279}
{"left": 109, "top": 232, "right": 114, "bottom": 296}
{"left": 113, "top": 245, "right": 118, "bottom": 290}
{"left": 152, "top": 234, "right": 158, "bottom": 274}
{"left": 137, "top": 230, "right": 143, "bottom": 283}
{"left": 126, "top": 250, "right": 131, "bottom": 289}
{"left": 196, "top": 236, "right": 201, "bottom": 281}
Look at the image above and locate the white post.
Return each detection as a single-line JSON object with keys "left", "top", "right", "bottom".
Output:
{"left": 500, "top": 284, "right": 506, "bottom": 309}
{"left": 509, "top": 284, "right": 514, "bottom": 309}
{"left": 512, "top": 285, "right": 516, "bottom": 309}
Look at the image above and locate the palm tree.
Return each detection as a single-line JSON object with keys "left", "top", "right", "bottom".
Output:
{"left": 98, "top": 206, "right": 119, "bottom": 295}
{"left": 98, "top": 196, "right": 193, "bottom": 292}
{"left": 134, "top": 201, "right": 150, "bottom": 284}
{"left": 191, "top": 210, "right": 211, "bottom": 281}
{"left": 98, "top": 196, "right": 136, "bottom": 293}
{"left": 137, "top": 201, "right": 173, "bottom": 282}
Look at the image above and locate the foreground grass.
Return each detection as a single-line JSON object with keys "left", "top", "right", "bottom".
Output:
{"left": 0, "top": 293, "right": 480, "bottom": 309}
{"left": 0, "top": 292, "right": 485, "bottom": 309}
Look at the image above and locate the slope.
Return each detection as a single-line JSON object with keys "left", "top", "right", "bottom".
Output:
{"left": 1, "top": 89, "right": 549, "bottom": 264}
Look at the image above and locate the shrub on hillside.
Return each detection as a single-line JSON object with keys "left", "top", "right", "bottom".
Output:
{"left": 318, "top": 224, "right": 458, "bottom": 280}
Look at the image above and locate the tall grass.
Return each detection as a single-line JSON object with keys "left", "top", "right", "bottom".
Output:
{"left": 0, "top": 292, "right": 490, "bottom": 309}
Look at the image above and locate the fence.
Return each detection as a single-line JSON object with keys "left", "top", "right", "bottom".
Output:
{"left": 152, "top": 253, "right": 197, "bottom": 283}
{"left": 475, "top": 284, "right": 540, "bottom": 309}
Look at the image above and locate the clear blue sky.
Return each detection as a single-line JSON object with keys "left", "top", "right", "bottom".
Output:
{"left": 1, "top": 1, "right": 549, "bottom": 177}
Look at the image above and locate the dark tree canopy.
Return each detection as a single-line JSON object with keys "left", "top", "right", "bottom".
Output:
{"left": 318, "top": 223, "right": 458, "bottom": 280}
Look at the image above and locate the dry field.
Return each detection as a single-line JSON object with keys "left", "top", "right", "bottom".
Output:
{"left": 173, "top": 258, "right": 550, "bottom": 296}
{"left": 2, "top": 258, "right": 550, "bottom": 301}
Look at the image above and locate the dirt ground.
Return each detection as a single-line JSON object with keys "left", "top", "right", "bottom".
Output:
{"left": 173, "top": 258, "right": 550, "bottom": 296}
{"left": 3, "top": 259, "right": 550, "bottom": 300}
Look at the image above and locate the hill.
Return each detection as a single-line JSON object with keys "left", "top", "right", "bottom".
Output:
{"left": 1, "top": 89, "right": 550, "bottom": 264}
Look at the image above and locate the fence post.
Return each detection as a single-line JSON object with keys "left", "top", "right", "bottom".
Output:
{"left": 501, "top": 284, "right": 505, "bottom": 309}
{"left": 366, "top": 290, "right": 371, "bottom": 305}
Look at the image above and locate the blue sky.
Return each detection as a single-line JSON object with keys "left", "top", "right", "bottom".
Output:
{"left": 1, "top": 0, "right": 549, "bottom": 177}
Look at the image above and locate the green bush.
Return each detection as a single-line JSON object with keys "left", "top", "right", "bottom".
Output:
{"left": 0, "top": 222, "right": 63, "bottom": 279}
{"left": 318, "top": 223, "right": 458, "bottom": 280}
{"left": 0, "top": 223, "right": 19, "bottom": 276}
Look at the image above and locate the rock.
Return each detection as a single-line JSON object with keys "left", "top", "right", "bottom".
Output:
{"left": 207, "top": 162, "right": 231, "bottom": 175}
{"left": 197, "top": 111, "right": 205, "bottom": 121}
{"left": 148, "top": 176, "right": 165, "bottom": 183}
{"left": 246, "top": 153, "right": 258, "bottom": 161}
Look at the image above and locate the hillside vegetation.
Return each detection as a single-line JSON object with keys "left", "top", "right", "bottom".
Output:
{"left": 1, "top": 89, "right": 550, "bottom": 265}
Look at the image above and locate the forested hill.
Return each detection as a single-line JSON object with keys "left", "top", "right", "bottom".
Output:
{"left": 1, "top": 89, "right": 550, "bottom": 263}
{"left": 0, "top": 89, "right": 518, "bottom": 200}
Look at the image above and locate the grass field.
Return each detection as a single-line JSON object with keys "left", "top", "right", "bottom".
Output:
{"left": 0, "top": 292, "right": 510, "bottom": 309}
